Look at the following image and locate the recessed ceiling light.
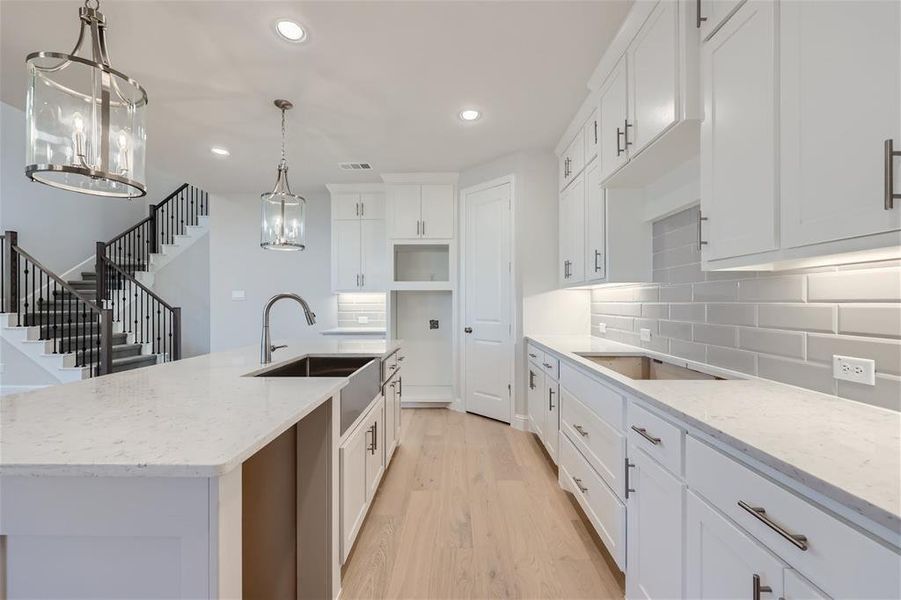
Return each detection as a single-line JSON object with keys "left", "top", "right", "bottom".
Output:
{"left": 459, "top": 109, "right": 481, "bottom": 122}
{"left": 275, "top": 19, "right": 306, "bottom": 43}
{"left": 210, "top": 146, "right": 230, "bottom": 157}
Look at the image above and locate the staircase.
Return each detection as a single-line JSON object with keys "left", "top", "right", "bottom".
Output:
{"left": 1, "top": 184, "right": 209, "bottom": 383}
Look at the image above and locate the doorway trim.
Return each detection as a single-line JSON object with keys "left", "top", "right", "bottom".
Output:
{"left": 458, "top": 174, "right": 518, "bottom": 426}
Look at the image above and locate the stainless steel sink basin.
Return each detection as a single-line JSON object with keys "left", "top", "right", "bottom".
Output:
{"left": 254, "top": 355, "right": 382, "bottom": 434}
{"left": 575, "top": 354, "right": 728, "bottom": 381}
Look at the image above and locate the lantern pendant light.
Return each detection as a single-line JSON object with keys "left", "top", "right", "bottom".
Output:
{"left": 260, "top": 99, "right": 306, "bottom": 251}
{"left": 25, "top": 0, "right": 148, "bottom": 198}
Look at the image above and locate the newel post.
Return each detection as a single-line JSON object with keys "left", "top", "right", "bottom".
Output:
{"left": 171, "top": 306, "right": 182, "bottom": 361}
{"left": 2, "top": 230, "right": 17, "bottom": 315}
{"left": 95, "top": 241, "right": 107, "bottom": 306}
{"left": 148, "top": 203, "right": 158, "bottom": 254}
{"left": 99, "top": 308, "right": 113, "bottom": 376}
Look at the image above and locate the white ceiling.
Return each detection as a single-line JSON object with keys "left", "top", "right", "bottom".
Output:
{"left": 0, "top": 1, "right": 631, "bottom": 197}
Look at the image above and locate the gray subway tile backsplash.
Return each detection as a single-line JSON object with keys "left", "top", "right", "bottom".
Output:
{"left": 588, "top": 206, "right": 901, "bottom": 411}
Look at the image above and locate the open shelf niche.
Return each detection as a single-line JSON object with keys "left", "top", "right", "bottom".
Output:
{"left": 392, "top": 243, "right": 450, "bottom": 284}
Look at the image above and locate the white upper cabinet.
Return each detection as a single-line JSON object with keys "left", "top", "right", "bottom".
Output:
{"left": 779, "top": 0, "right": 901, "bottom": 248}
{"left": 698, "top": 0, "right": 746, "bottom": 41}
{"left": 627, "top": 0, "right": 679, "bottom": 155}
{"left": 360, "top": 219, "right": 387, "bottom": 290}
{"left": 330, "top": 188, "right": 387, "bottom": 292}
{"left": 559, "top": 129, "right": 586, "bottom": 191}
{"left": 584, "top": 161, "right": 607, "bottom": 282}
{"left": 700, "top": 0, "right": 778, "bottom": 261}
{"left": 332, "top": 193, "right": 362, "bottom": 221}
{"left": 584, "top": 108, "right": 600, "bottom": 165}
{"left": 359, "top": 192, "right": 386, "bottom": 220}
{"left": 387, "top": 185, "right": 422, "bottom": 239}
{"left": 420, "top": 184, "right": 454, "bottom": 239}
{"left": 598, "top": 57, "right": 631, "bottom": 182}
{"left": 333, "top": 220, "right": 363, "bottom": 291}
{"left": 387, "top": 184, "right": 454, "bottom": 239}
{"left": 559, "top": 174, "right": 586, "bottom": 285}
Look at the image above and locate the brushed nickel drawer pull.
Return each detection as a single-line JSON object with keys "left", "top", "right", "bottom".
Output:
{"left": 542, "top": 362, "right": 553, "bottom": 369}
{"left": 572, "top": 476, "right": 588, "bottom": 493}
{"left": 631, "top": 425, "right": 662, "bottom": 445}
{"left": 573, "top": 424, "right": 588, "bottom": 437}
{"left": 886, "top": 139, "right": 900, "bottom": 210}
{"left": 738, "top": 501, "right": 809, "bottom": 551}
{"left": 625, "top": 458, "right": 636, "bottom": 499}
{"left": 752, "top": 574, "right": 773, "bottom": 600}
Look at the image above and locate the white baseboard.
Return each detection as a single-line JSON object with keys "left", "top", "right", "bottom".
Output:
{"left": 510, "top": 413, "right": 530, "bottom": 431}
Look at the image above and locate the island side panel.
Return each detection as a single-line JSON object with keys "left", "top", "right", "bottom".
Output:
{"left": 211, "top": 466, "right": 242, "bottom": 599}
{"left": 0, "top": 475, "right": 212, "bottom": 598}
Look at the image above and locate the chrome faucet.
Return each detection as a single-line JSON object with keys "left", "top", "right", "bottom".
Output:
{"left": 260, "top": 293, "right": 317, "bottom": 364}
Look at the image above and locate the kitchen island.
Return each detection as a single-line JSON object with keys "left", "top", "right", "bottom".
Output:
{"left": 0, "top": 337, "right": 400, "bottom": 599}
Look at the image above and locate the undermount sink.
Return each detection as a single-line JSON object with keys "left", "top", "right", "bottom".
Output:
{"left": 254, "top": 355, "right": 382, "bottom": 434}
{"left": 575, "top": 354, "right": 727, "bottom": 381}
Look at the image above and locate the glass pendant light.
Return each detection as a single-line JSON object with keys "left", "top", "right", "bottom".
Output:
{"left": 25, "top": 0, "right": 148, "bottom": 198}
{"left": 261, "top": 99, "right": 306, "bottom": 251}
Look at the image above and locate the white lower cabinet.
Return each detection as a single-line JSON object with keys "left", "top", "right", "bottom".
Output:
{"left": 686, "top": 489, "right": 785, "bottom": 600}
{"left": 527, "top": 361, "right": 546, "bottom": 441}
{"left": 542, "top": 376, "right": 560, "bottom": 462}
{"left": 626, "top": 446, "right": 684, "bottom": 600}
{"left": 364, "top": 403, "right": 385, "bottom": 501}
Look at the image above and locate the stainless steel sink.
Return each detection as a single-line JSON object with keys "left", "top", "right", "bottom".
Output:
{"left": 575, "top": 354, "right": 728, "bottom": 381}
{"left": 255, "top": 355, "right": 382, "bottom": 434}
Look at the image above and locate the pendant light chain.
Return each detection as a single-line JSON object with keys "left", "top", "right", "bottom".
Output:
{"left": 280, "top": 107, "right": 288, "bottom": 169}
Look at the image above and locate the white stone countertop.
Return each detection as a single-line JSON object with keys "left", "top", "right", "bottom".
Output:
{"left": 0, "top": 338, "right": 401, "bottom": 478}
{"left": 526, "top": 334, "right": 901, "bottom": 534}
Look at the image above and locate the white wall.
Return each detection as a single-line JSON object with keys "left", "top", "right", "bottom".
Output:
{"left": 209, "top": 192, "right": 338, "bottom": 351}
{"left": 458, "top": 150, "right": 589, "bottom": 419}
{"left": 0, "top": 102, "right": 182, "bottom": 274}
{"left": 152, "top": 235, "right": 211, "bottom": 358}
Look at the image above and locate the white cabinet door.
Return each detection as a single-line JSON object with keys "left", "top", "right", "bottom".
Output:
{"left": 364, "top": 403, "right": 385, "bottom": 500}
{"left": 558, "top": 176, "right": 586, "bottom": 285}
{"left": 686, "top": 491, "right": 785, "bottom": 600}
{"left": 699, "top": 0, "right": 746, "bottom": 41}
{"left": 584, "top": 161, "right": 607, "bottom": 282}
{"left": 543, "top": 378, "right": 559, "bottom": 463}
{"left": 599, "top": 57, "right": 630, "bottom": 181}
{"left": 784, "top": 570, "right": 830, "bottom": 600}
{"left": 333, "top": 220, "right": 362, "bottom": 291}
{"left": 584, "top": 108, "right": 600, "bottom": 165}
{"left": 384, "top": 385, "right": 396, "bottom": 461}
{"left": 628, "top": 0, "right": 679, "bottom": 155}
{"left": 333, "top": 193, "right": 361, "bottom": 220}
{"left": 780, "top": 0, "right": 901, "bottom": 248}
{"left": 339, "top": 422, "right": 368, "bottom": 562}
{"left": 527, "top": 364, "right": 545, "bottom": 439}
{"left": 359, "top": 192, "right": 386, "bottom": 220}
{"left": 420, "top": 184, "right": 454, "bottom": 239}
{"left": 626, "top": 447, "right": 684, "bottom": 600}
{"left": 700, "top": 0, "right": 778, "bottom": 261}
{"left": 388, "top": 185, "right": 421, "bottom": 239}
{"left": 360, "top": 219, "right": 387, "bottom": 290}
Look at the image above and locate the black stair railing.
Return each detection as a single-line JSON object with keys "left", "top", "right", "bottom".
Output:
{"left": 104, "top": 183, "right": 209, "bottom": 277}
{"left": 2, "top": 231, "right": 113, "bottom": 375}
{"left": 96, "top": 244, "right": 181, "bottom": 362}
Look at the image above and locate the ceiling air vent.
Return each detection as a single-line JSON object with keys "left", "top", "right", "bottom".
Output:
{"left": 338, "top": 162, "right": 373, "bottom": 171}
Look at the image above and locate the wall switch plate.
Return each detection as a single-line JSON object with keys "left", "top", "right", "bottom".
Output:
{"left": 357, "top": 316, "right": 370, "bottom": 324}
{"left": 639, "top": 328, "right": 652, "bottom": 342}
{"left": 231, "top": 290, "right": 246, "bottom": 301}
{"left": 833, "top": 355, "right": 876, "bottom": 386}
{"left": 597, "top": 323, "right": 607, "bottom": 334}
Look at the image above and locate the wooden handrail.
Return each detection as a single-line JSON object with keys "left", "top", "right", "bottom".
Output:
{"left": 104, "top": 182, "right": 190, "bottom": 245}
{"left": 11, "top": 243, "right": 103, "bottom": 313}
{"left": 97, "top": 249, "right": 177, "bottom": 312}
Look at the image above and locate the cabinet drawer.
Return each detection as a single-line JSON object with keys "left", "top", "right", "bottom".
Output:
{"left": 526, "top": 343, "right": 542, "bottom": 366}
{"left": 559, "top": 434, "right": 626, "bottom": 570}
{"left": 540, "top": 352, "right": 560, "bottom": 380}
{"left": 627, "top": 400, "right": 683, "bottom": 476}
{"left": 686, "top": 436, "right": 900, "bottom": 600}
{"left": 560, "top": 361, "right": 624, "bottom": 430}
{"left": 560, "top": 386, "right": 626, "bottom": 499}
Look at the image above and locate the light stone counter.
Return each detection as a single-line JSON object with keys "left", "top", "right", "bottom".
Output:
{"left": 0, "top": 337, "right": 401, "bottom": 478}
{"left": 527, "top": 334, "right": 901, "bottom": 534}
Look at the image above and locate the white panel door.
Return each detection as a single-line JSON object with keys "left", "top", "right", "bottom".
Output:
{"left": 360, "top": 219, "right": 387, "bottom": 290}
{"left": 780, "top": 0, "right": 901, "bottom": 247}
{"left": 388, "top": 185, "right": 421, "bottom": 239}
{"left": 628, "top": 0, "right": 679, "bottom": 154}
{"left": 333, "top": 220, "right": 362, "bottom": 291}
{"left": 527, "top": 364, "right": 545, "bottom": 438}
{"left": 626, "top": 447, "right": 684, "bottom": 600}
{"left": 585, "top": 162, "right": 607, "bottom": 282}
{"left": 598, "top": 57, "right": 630, "bottom": 181}
{"left": 332, "top": 193, "right": 361, "bottom": 220}
{"left": 339, "top": 424, "right": 368, "bottom": 562}
{"left": 359, "top": 192, "right": 386, "bottom": 220}
{"left": 701, "top": 0, "right": 778, "bottom": 261}
{"left": 463, "top": 182, "right": 512, "bottom": 423}
{"left": 420, "top": 184, "right": 454, "bottom": 239}
{"left": 686, "top": 491, "right": 785, "bottom": 599}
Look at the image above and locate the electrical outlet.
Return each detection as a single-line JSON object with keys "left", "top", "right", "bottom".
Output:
{"left": 639, "top": 328, "right": 652, "bottom": 342}
{"left": 833, "top": 355, "right": 876, "bottom": 386}
{"left": 597, "top": 323, "right": 607, "bottom": 334}
{"left": 231, "top": 290, "right": 246, "bottom": 301}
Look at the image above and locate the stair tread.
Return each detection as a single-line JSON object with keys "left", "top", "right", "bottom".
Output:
{"left": 111, "top": 354, "right": 156, "bottom": 366}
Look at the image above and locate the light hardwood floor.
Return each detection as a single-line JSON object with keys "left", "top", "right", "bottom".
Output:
{"left": 341, "top": 408, "right": 625, "bottom": 600}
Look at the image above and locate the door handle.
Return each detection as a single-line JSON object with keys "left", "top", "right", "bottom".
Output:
{"left": 624, "top": 119, "right": 633, "bottom": 148}
{"left": 416, "top": 220, "right": 421, "bottom": 236}
{"left": 752, "top": 574, "right": 773, "bottom": 600}
{"left": 355, "top": 202, "right": 359, "bottom": 217}
{"left": 616, "top": 127, "right": 624, "bottom": 156}
{"left": 625, "top": 458, "right": 636, "bottom": 499}
{"left": 464, "top": 327, "right": 473, "bottom": 333}
{"left": 593, "top": 120, "right": 598, "bottom": 145}
{"left": 696, "top": 0, "right": 707, "bottom": 29}
{"left": 594, "top": 250, "right": 602, "bottom": 273}
{"left": 886, "top": 139, "right": 900, "bottom": 210}
{"left": 738, "top": 501, "right": 809, "bottom": 551}
{"left": 631, "top": 425, "right": 662, "bottom": 445}
{"left": 529, "top": 370, "right": 535, "bottom": 390}
{"left": 698, "top": 211, "right": 709, "bottom": 250}
{"left": 548, "top": 388, "right": 555, "bottom": 410}
{"left": 573, "top": 424, "right": 588, "bottom": 437}
{"left": 421, "top": 221, "right": 426, "bottom": 237}
{"left": 360, "top": 202, "right": 365, "bottom": 217}
{"left": 572, "top": 476, "right": 588, "bottom": 494}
